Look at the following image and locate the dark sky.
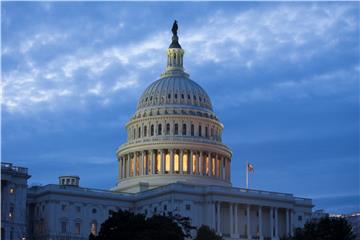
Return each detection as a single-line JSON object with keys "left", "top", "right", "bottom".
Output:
{"left": 2, "top": 2, "right": 359, "bottom": 214}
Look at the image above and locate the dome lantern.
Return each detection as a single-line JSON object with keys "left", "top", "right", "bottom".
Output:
{"left": 162, "top": 20, "right": 187, "bottom": 78}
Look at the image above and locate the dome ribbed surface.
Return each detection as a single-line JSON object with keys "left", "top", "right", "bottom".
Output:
{"left": 137, "top": 76, "right": 213, "bottom": 111}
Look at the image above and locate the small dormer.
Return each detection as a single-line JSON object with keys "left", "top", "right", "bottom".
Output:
{"left": 59, "top": 176, "right": 80, "bottom": 187}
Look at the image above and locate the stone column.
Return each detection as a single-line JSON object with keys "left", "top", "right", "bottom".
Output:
{"left": 199, "top": 151, "right": 203, "bottom": 176}
{"left": 230, "top": 203, "right": 234, "bottom": 236}
{"left": 234, "top": 203, "right": 239, "bottom": 237}
{"left": 170, "top": 149, "right": 174, "bottom": 174}
{"left": 121, "top": 156, "right": 125, "bottom": 179}
{"left": 118, "top": 157, "right": 122, "bottom": 180}
{"left": 140, "top": 151, "right": 144, "bottom": 176}
{"left": 274, "top": 208, "right": 279, "bottom": 239}
{"left": 179, "top": 150, "right": 183, "bottom": 174}
{"left": 286, "top": 209, "right": 290, "bottom": 237}
{"left": 290, "top": 210, "right": 294, "bottom": 236}
{"left": 259, "top": 206, "right": 263, "bottom": 240}
{"left": 151, "top": 150, "right": 155, "bottom": 175}
{"left": 189, "top": 150, "right": 193, "bottom": 175}
{"left": 247, "top": 205, "right": 251, "bottom": 240}
{"left": 161, "top": 150, "right": 165, "bottom": 174}
{"left": 220, "top": 156, "right": 224, "bottom": 180}
{"left": 215, "top": 154, "right": 218, "bottom": 177}
{"left": 270, "top": 207, "right": 274, "bottom": 239}
{"left": 217, "top": 201, "right": 221, "bottom": 234}
{"left": 127, "top": 154, "right": 131, "bottom": 177}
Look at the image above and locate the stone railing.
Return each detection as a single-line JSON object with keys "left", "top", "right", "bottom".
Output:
{"left": 1, "top": 162, "right": 28, "bottom": 174}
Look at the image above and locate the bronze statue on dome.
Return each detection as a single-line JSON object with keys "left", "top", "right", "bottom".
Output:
{"left": 172, "top": 20, "right": 178, "bottom": 36}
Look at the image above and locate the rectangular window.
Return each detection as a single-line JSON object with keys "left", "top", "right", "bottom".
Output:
{"left": 61, "top": 222, "right": 67, "bottom": 233}
{"left": 151, "top": 125, "right": 154, "bottom": 136}
{"left": 191, "top": 124, "right": 194, "bottom": 136}
{"left": 144, "top": 126, "right": 147, "bottom": 137}
{"left": 205, "top": 126, "right": 208, "bottom": 138}
{"left": 186, "top": 204, "right": 191, "bottom": 210}
{"left": 138, "top": 127, "right": 141, "bottom": 138}
{"left": 166, "top": 124, "right": 170, "bottom": 135}
{"left": 174, "top": 124, "right": 178, "bottom": 135}
{"left": 298, "top": 215, "right": 303, "bottom": 221}
{"left": 158, "top": 124, "right": 162, "bottom": 135}
{"left": 75, "top": 222, "right": 81, "bottom": 235}
{"left": 198, "top": 126, "right": 202, "bottom": 137}
{"left": 182, "top": 124, "right": 187, "bottom": 135}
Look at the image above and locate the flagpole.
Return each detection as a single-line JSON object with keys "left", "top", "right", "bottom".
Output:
{"left": 246, "top": 160, "right": 248, "bottom": 189}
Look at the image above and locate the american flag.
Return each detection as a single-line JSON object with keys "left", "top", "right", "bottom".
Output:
{"left": 247, "top": 163, "right": 254, "bottom": 172}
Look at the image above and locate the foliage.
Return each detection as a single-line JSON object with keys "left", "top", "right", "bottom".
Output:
{"left": 194, "top": 225, "right": 223, "bottom": 240}
{"left": 90, "top": 210, "right": 186, "bottom": 240}
{"left": 292, "top": 217, "right": 356, "bottom": 240}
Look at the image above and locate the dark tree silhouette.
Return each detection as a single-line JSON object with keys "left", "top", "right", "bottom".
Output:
{"left": 292, "top": 217, "right": 356, "bottom": 240}
{"left": 90, "top": 210, "right": 185, "bottom": 240}
{"left": 195, "top": 225, "right": 223, "bottom": 240}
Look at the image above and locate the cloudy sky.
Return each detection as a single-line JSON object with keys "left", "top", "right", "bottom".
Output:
{"left": 2, "top": 2, "right": 359, "bottom": 214}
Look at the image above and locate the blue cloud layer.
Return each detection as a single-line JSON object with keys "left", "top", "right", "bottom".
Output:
{"left": 2, "top": 2, "right": 359, "bottom": 214}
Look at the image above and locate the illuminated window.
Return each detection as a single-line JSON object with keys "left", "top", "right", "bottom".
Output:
{"left": 192, "top": 154, "right": 197, "bottom": 174}
{"left": 158, "top": 124, "right": 162, "bottom": 135}
{"left": 75, "top": 222, "right": 81, "bottom": 235}
{"left": 130, "top": 157, "right": 134, "bottom": 176}
{"left": 135, "top": 155, "right": 140, "bottom": 175}
{"left": 212, "top": 157, "right": 215, "bottom": 176}
{"left": 156, "top": 152, "right": 161, "bottom": 174}
{"left": 91, "top": 222, "right": 97, "bottom": 235}
{"left": 183, "top": 153, "right": 188, "bottom": 173}
{"left": 174, "top": 124, "right": 178, "bottom": 135}
{"left": 166, "top": 124, "right": 170, "bottom": 135}
{"left": 174, "top": 153, "right": 179, "bottom": 173}
{"left": 165, "top": 153, "right": 170, "bottom": 173}
{"left": 191, "top": 124, "right": 194, "bottom": 136}
{"left": 9, "top": 205, "right": 14, "bottom": 219}
{"left": 182, "top": 124, "right": 187, "bottom": 135}
{"left": 9, "top": 188, "right": 15, "bottom": 194}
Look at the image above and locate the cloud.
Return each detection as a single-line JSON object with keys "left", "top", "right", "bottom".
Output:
{"left": 2, "top": 3, "right": 358, "bottom": 113}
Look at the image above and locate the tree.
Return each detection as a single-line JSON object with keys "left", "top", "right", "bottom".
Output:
{"left": 195, "top": 225, "right": 223, "bottom": 240}
{"left": 91, "top": 210, "right": 185, "bottom": 240}
{"left": 292, "top": 217, "right": 356, "bottom": 240}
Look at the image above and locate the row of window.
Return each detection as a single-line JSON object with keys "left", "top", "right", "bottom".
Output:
{"left": 134, "top": 109, "right": 216, "bottom": 120}
{"left": 60, "top": 220, "right": 97, "bottom": 235}
{"left": 129, "top": 122, "right": 221, "bottom": 141}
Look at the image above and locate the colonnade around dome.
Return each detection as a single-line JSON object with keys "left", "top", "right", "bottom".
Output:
{"left": 118, "top": 149, "right": 231, "bottom": 182}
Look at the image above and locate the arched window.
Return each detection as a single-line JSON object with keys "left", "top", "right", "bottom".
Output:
{"left": 182, "top": 124, "right": 187, "bottom": 135}
{"left": 191, "top": 124, "right": 194, "bottom": 136}
{"left": 198, "top": 125, "right": 202, "bottom": 137}
{"left": 144, "top": 126, "right": 147, "bottom": 137}
{"left": 166, "top": 123, "right": 170, "bottom": 135}
{"left": 165, "top": 152, "right": 170, "bottom": 173}
{"left": 151, "top": 125, "right": 154, "bottom": 136}
{"left": 158, "top": 124, "right": 162, "bottom": 135}
{"left": 174, "top": 153, "right": 179, "bottom": 173}
{"left": 90, "top": 221, "right": 97, "bottom": 236}
{"left": 174, "top": 124, "right": 178, "bottom": 135}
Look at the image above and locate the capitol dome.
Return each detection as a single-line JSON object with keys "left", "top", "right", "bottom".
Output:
{"left": 114, "top": 21, "right": 232, "bottom": 193}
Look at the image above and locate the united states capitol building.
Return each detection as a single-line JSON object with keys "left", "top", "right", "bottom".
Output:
{"left": 1, "top": 22, "right": 313, "bottom": 240}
